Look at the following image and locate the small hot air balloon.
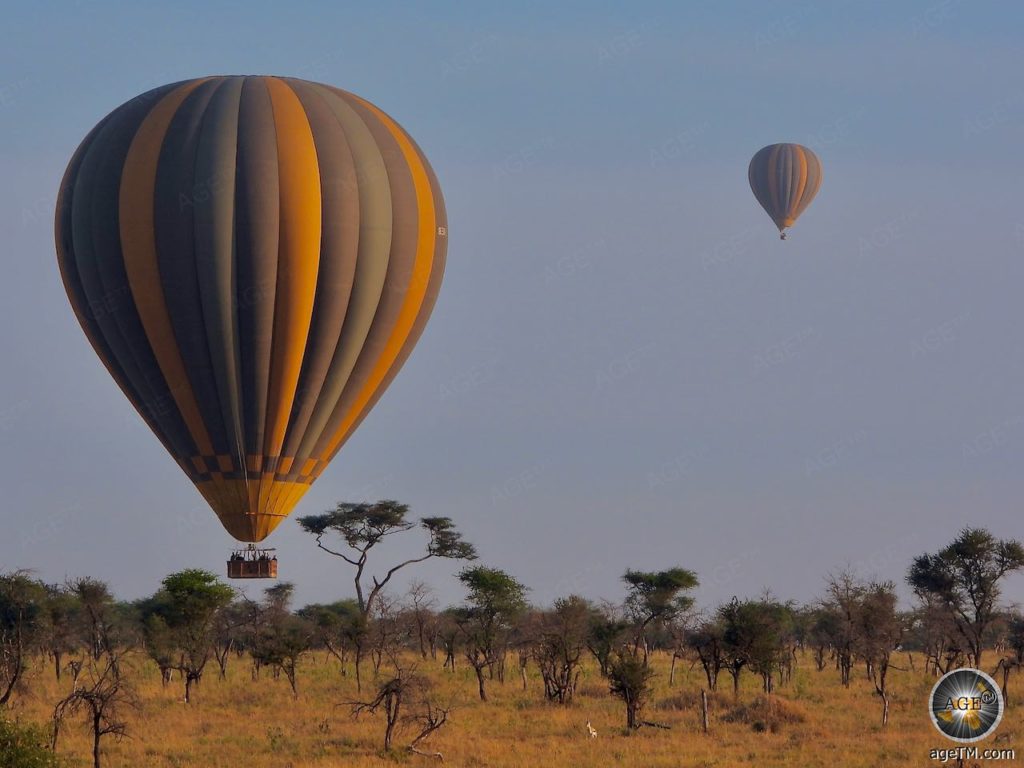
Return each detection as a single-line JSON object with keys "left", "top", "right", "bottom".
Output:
{"left": 55, "top": 77, "right": 446, "bottom": 567}
{"left": 748, "top": 143, "right": 822, "bottom": 239}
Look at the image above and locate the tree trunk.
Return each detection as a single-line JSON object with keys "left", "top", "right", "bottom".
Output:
{"left": 475, "top": 665, "right": 488, "bottom": 701}
{"left": 184, "top": 672, "right": 197, "bottom": 704}
{"left": 54, "top": 651, "right": 62, "bottom": 681}
{"left": 92, "top": 712, "right": 102, "bottom": 768}
{"left": 700, "top": 689, "right": 709, "bottom": 734}
{"left": 0, "top": 643, "right": 22, "bottom": 705}
{"left": 216, "top": 641, "right": 232, "bottom": 680}
{"left": 384, "top": 701, "right": 398, "bottom": 750}
{"left": 51, "top": 715, "right": 62, "bottom": 751}
{"left": 286, "top": 662, "right": 298, "bottom": 698}
{"left": 418, "top": 623, "right": 428, "bottom": 659}
{"left": 354, "top": 645, "right": 363, "bottom": 693}
{"left": 669, "top": 654, "right": 677, "bottom": 687}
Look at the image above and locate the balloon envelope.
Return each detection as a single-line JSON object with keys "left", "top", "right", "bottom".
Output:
{"left": 55, "top": 76, "right": 447, "bottom": 542}
{"left": 748, "top": 143, "right": 822, "bottom": 235}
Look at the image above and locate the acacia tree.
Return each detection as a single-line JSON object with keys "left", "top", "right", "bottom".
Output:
{"left": 297, "top": 501, "right": 476, "bottom": 618}
{"left": 44, "top": 585, "right": 81, "bottom": 683}
{"left": 533, "top": 595, "right": 590, "bottom": 703}
{"left": 586, "top": 601, "right": 629, "bottom": 677}
{"left": 687, "top": 619, "right": 725, "bottom": 691}
{"left": 622, "top": 568, "right": 698, "bottom": 663}
{"left": 994, "top": 612, "right": 1024, "bottom": 705}
{"left": 138, "top": 570, "right": 234, "bottom": 703}
{"left": 250, "top": 584, "right": 313, "bottom": 698}
{"left": 0, "top": 571, "right": 48, "bottom": 706}
{"left": 908, "top": 528, "right": 1024, "bottom": 669}
{"left": 52, "top": 653, "right": 134, "bottom": 768}
{"left": 142, "top": 612, "right": 177, "bottom": 688}
{"left": 349, "top": 665, "right": 450, "bottom": 757}
{"left": 455, "top": 566, "right": 528, "bottom": 701}
{"left": 804, "top": 606, "right": 838, "bottom": 673}
{"left": 741, "top": 599, "right": 793, "bottom": 694}
{"left": 209, "top": 600, "right": 248, "bottom": 681}
{"left": 298, "top": 599, "right": 363, "bottom": 679}
{"left": 854, "top": 581, "right": 902, "bottom": 725}
{"left": 608, "top": 651, "right": 655, "bottom": 730}
{"left": 297, "top": 501, "right": 475, "bottom": 688}
{"left": 717, "top": 597, "right": 792, "bottom": 697}
{"left": 822, "top": 571, "right": 863, "bottom": 687}
{"left": 905, "top": 598, "right": 962, "bottom": 676}
{"left": 69, "top": 579, "right": 120, "bottom": 664}
{"left": 369, "top": 592, "right": 404, "bottom": 676}
{"left": 436, "top": 609, "right": 461, "bottom": 672}
{"left": 405, "top": 581, "right": 438, "bottom": 660}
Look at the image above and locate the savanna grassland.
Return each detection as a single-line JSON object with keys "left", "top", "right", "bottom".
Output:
{"left": 8, "top": 648, "right": 1017, "bottom": 767}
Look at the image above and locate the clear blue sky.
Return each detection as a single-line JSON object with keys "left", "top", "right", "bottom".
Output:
{"left": 1, "top": 1, "right": 1023, "bottom": 609}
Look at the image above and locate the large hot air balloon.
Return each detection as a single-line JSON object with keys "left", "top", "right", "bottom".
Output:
{"left": 748, "top": 143, "right": 822, "bottom": 239}
{"left": 55, "top": 76, "right": 447, "bottom": 550}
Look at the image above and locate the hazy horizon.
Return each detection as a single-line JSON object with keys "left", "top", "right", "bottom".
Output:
{"left": 2, "top": 2, "right": 1022, "bottom": 611}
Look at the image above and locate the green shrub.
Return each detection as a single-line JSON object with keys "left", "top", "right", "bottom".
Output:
{"left": 0, "top": 718, "right": 62, "bottom": 768}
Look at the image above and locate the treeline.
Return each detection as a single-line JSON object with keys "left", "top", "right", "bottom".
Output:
{"left": 1, "top": 503, "right": 1023, "bottom": 765}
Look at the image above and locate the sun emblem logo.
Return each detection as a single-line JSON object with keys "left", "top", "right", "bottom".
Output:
{"left": 929, "top": 668, "right": 1004, "bottom": 743}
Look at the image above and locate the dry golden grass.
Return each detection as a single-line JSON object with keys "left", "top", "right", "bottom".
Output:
{"left": 6, "top": 650, "right": 1019, "bottom": 767}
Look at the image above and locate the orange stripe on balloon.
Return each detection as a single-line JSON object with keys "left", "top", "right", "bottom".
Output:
{"left": 119, "top": 79, "right": 216, "bottom": 457}
{"left": 317, "top": 97, "right": 436, "bottom": 462}
{"left": 262, "top": 78, "right": 322, "bottom": 460}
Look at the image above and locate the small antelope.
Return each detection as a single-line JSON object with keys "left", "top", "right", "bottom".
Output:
{"left": 586, "top": 721, "right": 598, "bottom": 739}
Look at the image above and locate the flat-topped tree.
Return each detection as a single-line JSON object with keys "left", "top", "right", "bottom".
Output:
{"left": 715, "top": 597, "right": 797, "bottom": 697}
{"left": 298, "top": 501, "right": 475, "bottom": 692}
{"left": 455, "top": 566, "right": 528, "bottom": 701}
{"left": 137, "top": 570, "right": 234, "bottom": 703}
{"left": 623, "top": 567, "right": 698, "bottom": 662}
{"left": 908, "top": 527, "right": 1024, "bottom": 670}
{"left": 297, "top": 500, "right": 476, "bottom": 618}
